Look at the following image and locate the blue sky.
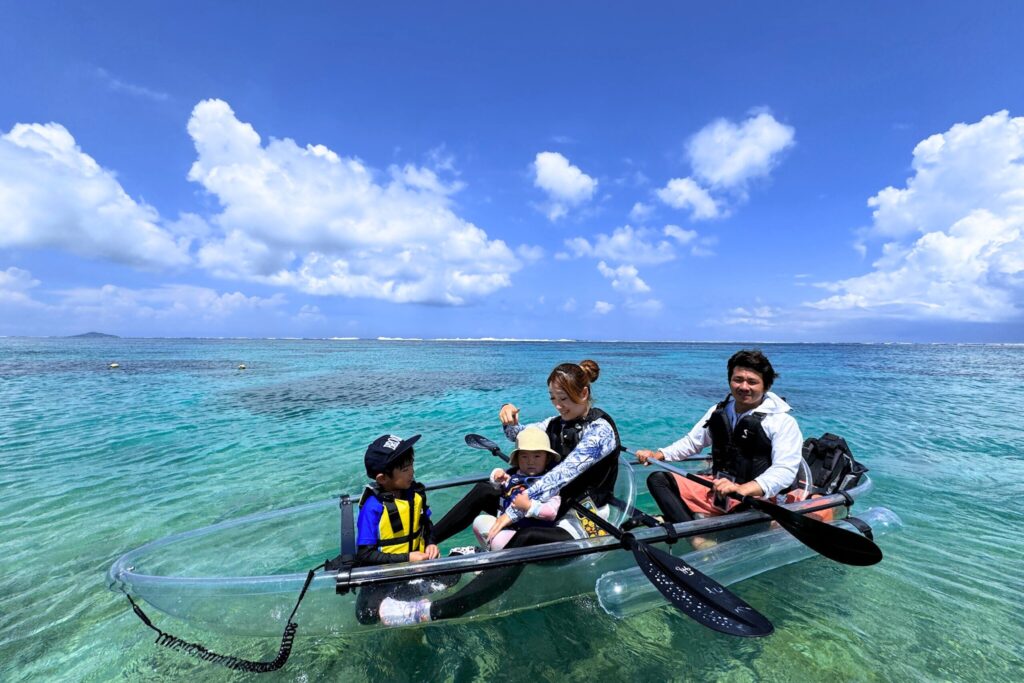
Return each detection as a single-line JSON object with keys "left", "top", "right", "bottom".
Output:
{"left": 2, "top": 2, "right": 1023, "bottom": 341}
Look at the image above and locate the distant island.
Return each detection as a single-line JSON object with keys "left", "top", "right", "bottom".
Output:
{"left": 67, "top": 332, "right": 120, "bottom": 339}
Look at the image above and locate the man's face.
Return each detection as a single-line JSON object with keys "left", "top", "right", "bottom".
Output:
{"left": 730, "top": 367, "right": 766, "bottom": 412}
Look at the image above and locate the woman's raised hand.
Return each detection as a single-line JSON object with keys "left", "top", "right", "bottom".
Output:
{"left": 635, "top": 449, "right": 666, "bottom": 466}
{"left": 499, "top": 403, "right": 520, "bottom": 426}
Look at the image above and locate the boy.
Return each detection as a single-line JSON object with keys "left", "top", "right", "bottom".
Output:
{"left": 354, "top": 433, "right": 441, "bottom": 623}
{"left": 378, "top": 428, "right": 564, "bottom": 626}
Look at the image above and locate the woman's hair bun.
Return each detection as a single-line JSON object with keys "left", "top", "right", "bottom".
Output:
{"left": 578, "top": 359, "right": 600, "bottom": 383}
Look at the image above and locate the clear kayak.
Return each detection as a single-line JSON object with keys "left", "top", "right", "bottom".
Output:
{"left": 107, "top": 456, "right": 886, "bottom": 636}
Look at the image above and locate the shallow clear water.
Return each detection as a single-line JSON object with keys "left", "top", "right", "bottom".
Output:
{"left": 1, "top": 338, "right": 1021, "bottom": 681}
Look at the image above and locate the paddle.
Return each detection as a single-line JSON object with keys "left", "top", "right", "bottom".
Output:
{"left": 642, "top": 458, "right": 883, "bottom": 567}
{"left": 463, "top": 433, "right": 773, "bottom": 637}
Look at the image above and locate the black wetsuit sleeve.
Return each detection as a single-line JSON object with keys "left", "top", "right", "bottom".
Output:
{"left": 422, "top": 515, "right": 434, "bottom": 546}
{"left": 356, "top": 545, "right": 410, "bottom": 565}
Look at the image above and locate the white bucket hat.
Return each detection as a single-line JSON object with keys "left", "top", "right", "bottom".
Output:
{"left": 509, "top": 427, "right": 560, "bottom": 469}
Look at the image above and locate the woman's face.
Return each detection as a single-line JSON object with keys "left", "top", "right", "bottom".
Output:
{"left": 516, "top": 450, "right": 550, "bottom": 475}
{"left": 549, "top": 382, "right": 589, "bottom": 421}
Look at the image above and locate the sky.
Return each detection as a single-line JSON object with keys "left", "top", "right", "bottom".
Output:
{"left": 1, "top": 2, "right": 1023, "bottom": 342}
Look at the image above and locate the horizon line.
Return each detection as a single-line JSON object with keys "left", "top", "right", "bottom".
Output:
{"left": 1, "top": 335, "right": 1021, "bottom": 346}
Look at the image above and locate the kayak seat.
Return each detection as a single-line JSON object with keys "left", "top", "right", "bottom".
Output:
{"left": 557, "top": 501, "right": 611, "bottom": 539}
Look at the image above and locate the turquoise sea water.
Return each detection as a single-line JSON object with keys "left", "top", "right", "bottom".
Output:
{"left": 1, "top": 338, "right": 1022, "bottom": 682}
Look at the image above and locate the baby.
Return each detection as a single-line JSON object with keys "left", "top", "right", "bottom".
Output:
{"left": 474, "top": 427, "right": 561, "bottom": 550}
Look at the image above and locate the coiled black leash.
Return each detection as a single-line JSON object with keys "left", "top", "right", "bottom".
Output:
{"left": 124, "top": 562, "right": 323, "bottom": 673}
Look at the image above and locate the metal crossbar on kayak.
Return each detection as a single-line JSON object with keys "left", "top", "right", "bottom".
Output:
{"left": 334, "top": 485, "right": 865, "bottom": 590}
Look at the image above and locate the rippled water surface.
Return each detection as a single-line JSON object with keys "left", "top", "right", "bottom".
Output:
{"left": 1, "top": 338, "right": 1022, "bottom": 681}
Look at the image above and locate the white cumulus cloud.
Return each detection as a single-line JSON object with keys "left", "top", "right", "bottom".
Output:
{"left": 0, "top": 266, "right": 38, "bottom": 291}
{"left": 563, "top": 226, "right": 676, "bottom": 264}
{"left": 809, "top": 111, "right": 1024, "bottom": 323}
{"left": 0, "top": 266, "right": 42, "bottom": 307}
{"left": 687, "top": 111, "right": 795, "bottom": 189}
{"left": 593, "top": 300, "right": 614, "bottom": 314}
{"left": 629, "top": 201, "right": 654, "bottom": 222}
{"left": 625, "top": 298, "right": 663, "bottom": 314}
{"left": 690, "top": 235, "right": 718, "bottom": 257}
{"left": 597, "top": 261, "right": 650, "bottom": 293}
{"left": 0, "top": 122, "right": 191, "bottom": 268}
{"left": 186, "top": 99, "right": 520, "bottom": 305}
{"left": 532, "top": 151, "right": 597, "bottom": 220}
{"left": 516, "top": 244, "right": 545, "bottom": 262}
{"left": 664, "top": 224, "right": 697, "bottom": 245}
{"left": 57, "top": 283, "right": 287, "bottom": 320}
{"left": 721, "top": 305, "right": 782, "bottom": 328}
{"left": 866, "top": 111, "right": 1024, "bottom": 240}
{"left": 656, "top": 177, "right": 721, "bottom": 220}
{"left": 0, "top": 269, "right": 295, "bottom": 336}
{"left": 296, "top": 303, "right": 326, "bottom": 323}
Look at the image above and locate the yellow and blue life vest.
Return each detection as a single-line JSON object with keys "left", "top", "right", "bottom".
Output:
{"left": 359, "top": 482, "right": 428, "bottom": 555}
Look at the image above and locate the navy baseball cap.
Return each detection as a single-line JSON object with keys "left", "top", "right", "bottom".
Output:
{"left": 365, "top": 433, "right": 421, "bottom": 477}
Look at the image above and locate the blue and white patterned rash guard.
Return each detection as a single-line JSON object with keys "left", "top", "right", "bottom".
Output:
{"left": 501, "top": 416, "right": 618, "bottom": 523}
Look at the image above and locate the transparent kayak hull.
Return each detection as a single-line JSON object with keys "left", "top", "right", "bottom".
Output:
{"left": 109, "top": 458, "right": 637, "bottom": 635}
{"left": 107, "top": 459, "right": 880, "bottom": 635}
{"left": 596, "top": 505, "right": 902, "bottom": 619}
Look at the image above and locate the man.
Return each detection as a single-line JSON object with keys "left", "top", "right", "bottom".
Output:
{"left": 636, "top": 349, "right": 803, "bottom": 524}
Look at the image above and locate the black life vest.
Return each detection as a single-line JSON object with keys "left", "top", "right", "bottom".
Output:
{"left": 358, "top": 482, "right": 429, "bottom": 555}
{"left": 545, "top": 407, "right": 621, "bottom": 511}
{"left": 706, "top": 394, "right": 774, "bottom": 483}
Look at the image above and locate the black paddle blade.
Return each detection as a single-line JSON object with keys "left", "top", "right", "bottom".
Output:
{"left": 750, "top": 499, "right": 883, "bottom": 566}
{"left": 465, "top": 433, "right": 497, "bottom": 451}
{"left": 632, "top": 542, "right": 774, "bottom": 637}
{"left": 464, "top": 434, "right": 510, "bottom": 462}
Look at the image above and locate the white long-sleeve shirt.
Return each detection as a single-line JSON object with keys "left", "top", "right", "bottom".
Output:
{"left": 502, "top": 416, "right": 618, "bottom": 523}
{"left": 659, "top": 392, "right": 803, "bottom": 498}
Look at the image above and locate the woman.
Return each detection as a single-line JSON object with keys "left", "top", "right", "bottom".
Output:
{"left": 378, "top": 360, "right": 622, "bottom": 626}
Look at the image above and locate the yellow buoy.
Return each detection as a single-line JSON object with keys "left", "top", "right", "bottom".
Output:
{"left": 109, "top": 363, "right": 120, "bottom": 369}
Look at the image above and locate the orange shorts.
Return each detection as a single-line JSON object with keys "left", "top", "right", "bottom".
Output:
{"left": 672, "top": 474, "right": 834, "bottom": 522}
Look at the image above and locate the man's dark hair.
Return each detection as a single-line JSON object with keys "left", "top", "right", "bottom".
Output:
{"left": 379, "top": 449, "right": 414, "bottom": 478}
{"left": 727, "top": 349, "right": 777, "bottom": 390}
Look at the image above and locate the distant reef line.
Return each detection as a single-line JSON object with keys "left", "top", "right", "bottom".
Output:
{"left": 67, "top": 332, "right": 120, "bottom": 339}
